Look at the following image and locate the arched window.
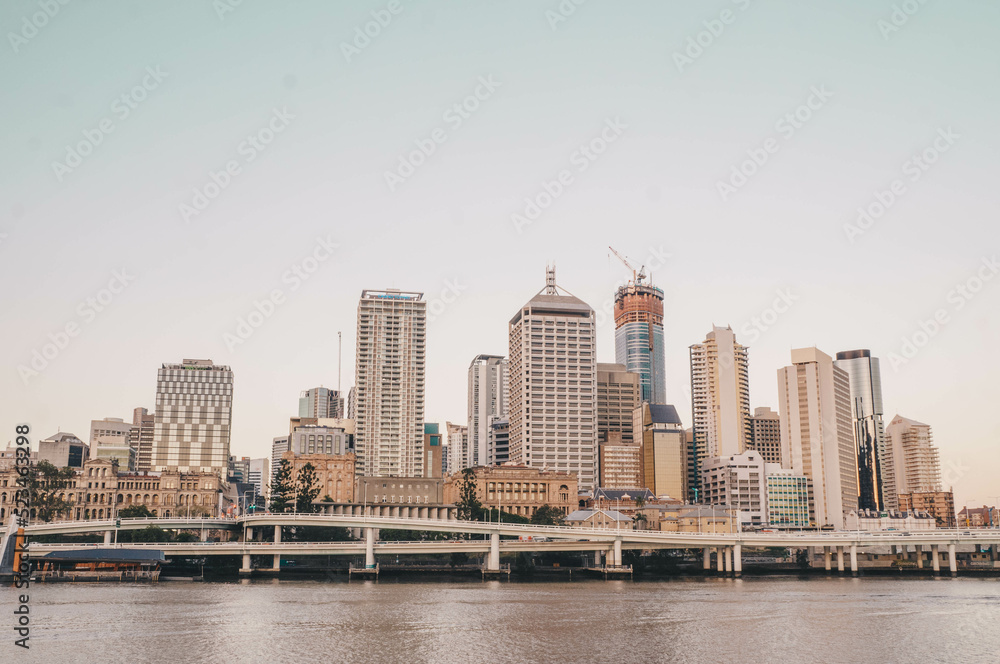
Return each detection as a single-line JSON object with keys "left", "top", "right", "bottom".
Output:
{"left": 152, "top": 494, "right": 159, "bottom": 505}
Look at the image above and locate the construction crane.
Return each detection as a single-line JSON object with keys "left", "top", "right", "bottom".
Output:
{"left": 608, "top": 246, "right": 647, "bottom": 285}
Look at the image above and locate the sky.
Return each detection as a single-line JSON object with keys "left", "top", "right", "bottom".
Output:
{"left": 1, "top": 1, "right": 998, "bottom": 510}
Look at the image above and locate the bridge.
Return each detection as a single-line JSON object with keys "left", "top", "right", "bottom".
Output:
{"left": 6, "top": 514, "right": 1000, "bottom": 578}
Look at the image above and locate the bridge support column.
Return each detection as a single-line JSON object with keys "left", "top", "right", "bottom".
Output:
{"left": 849, "top": 545, "right": 858, "bottom": 577}
{"left": 916, "top": 545, "right": 924, "bottom": 569}
{"left": 613, "top": 538, "right": 622, "bottom": 566}
{"left": 365, "top": 527, "right": 376, "bottom": 569}
{"left": 724, "top": 547, "right": 732, "bottom": 575}
{"left": 104, "top": 530, "right": 112, "bottom": 545}
{"left": 200, "top": 529, "right": 208, "bottom": 542}
{"left": 932, "top": 545, "right": 941, "bottom": 574}
{"left": 948, "top": 543, "right": 957, "bottom": 577}
{"left": 272, "top": 554, "right": 280, "bottom": 571}
{"left": 241, "top": 553, "right": 251, "bottom": 573}
{"left": 733, "top": 544, "right": 742, "bottom": 578}
{"left": 836, "top": 546, "right": 845, "bottom": 574}
{"left": 247, "top": 527, "right": 253, "bottom": 541}
{"left": 274, "top": 525, "right": 281, "bottom": 543}
{"left": 824, "top": 546, "right": 832, "bottom": 571}
{"left": 489, "top": 532, "right": 500, "bottom": 571}
{"left": 703, "top": 547, "right": 711, "bottom": 570}
{"left": 717, "top": 547, "right": 724, "bottom": 573}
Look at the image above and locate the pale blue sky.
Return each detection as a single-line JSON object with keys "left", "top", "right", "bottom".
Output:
{"left": 1, "top": 1, "right": 998, "bottom": 507}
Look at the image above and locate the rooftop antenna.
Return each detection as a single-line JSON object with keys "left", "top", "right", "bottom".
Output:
{"left": 338, "top": 331, "right": 342, "bottom": 393}
{"left": 545, "top": 264, "right": 557, "bottom": 295}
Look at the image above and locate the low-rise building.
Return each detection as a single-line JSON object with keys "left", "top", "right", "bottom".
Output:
{"left": 355, "top": 476, "right": 444, "bottom": 506}
{"left": 956, "top": 505, "right": 996, "bottom": 528}
{"left": 844, "top": 509, "right": 937, "bottom": 531}
{"left": 565, "top": 509, "right": 632, "bottom": 530}
{"left": 442, "top": 465, "right": 578, "bottom": 518}
{"left": 899, "top": 490, "right": 956, "bottom": 528}
{"left": 423, "top": 423, "right": 443, "bottom": 479}
{"left": 657, "top": 504, "right": 737, "bottom": 533}
{"left": 701, "top": 450, "right": 767, "bottom": 528}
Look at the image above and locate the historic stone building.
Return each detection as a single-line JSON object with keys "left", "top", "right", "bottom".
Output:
{"left": 280, "top": 451, "right": 356, "bottom": 503}
{"left": 443, "top": 465, "right": 578, "bottom": 518}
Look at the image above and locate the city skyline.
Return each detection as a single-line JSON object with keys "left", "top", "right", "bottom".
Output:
{"left": 1, "top": 2, "right": 998, "bottom": 511}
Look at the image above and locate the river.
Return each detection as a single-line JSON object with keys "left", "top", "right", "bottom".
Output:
{"left": 4, "top": 577, "right": 998, "bottom": 663}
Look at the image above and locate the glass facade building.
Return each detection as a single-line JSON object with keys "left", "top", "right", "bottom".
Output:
{"left": 834, "top": 349, "right": 888, "bottom": 512}
{"left": 613, "top": 284, "right": 665, "bottom": 404}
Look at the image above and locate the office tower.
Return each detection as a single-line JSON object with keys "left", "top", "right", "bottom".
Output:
{"left": 298, "top": 386, "right": 345, "bottom": 419}
{"left": 765, "top": 466, "right": 812, "bottom": 528}
{"left": 38, "top": 432, "right": 89, "bottom": 469}
{"left": 248, "top": 457, "right": 269, "bottom": 500}
{"left": 423, "top": 423, "right": 443, "bottom": 479}
{"left": 446, "top": 422, "right": 469, "bottom": 472}
{"left": 129, "top": 407, "right": 155, "bottom": 472}
{"left": 613, "top": 280, "right": 665, "bottom": 404}
{"left": 701, "top": 450, "right": 767, "bottom": 528}
{"left": 228, "top": 455, "right": 250, "bottom": 483}
{"left": 151, "top": 359, "right": 233, "bottom": 475}
{"left": 689, "top": 326, "right": 751, "bottom": 497}
{"left": 835, "top": 349, "right": 888, "bottom": 511}
{"left": 884, "top": 415, "right": 942, "bottom": 499}
{"left": 597, "top": 363, "right": 641, "bottom": 446}
{"left": 271, "top": 435, "right": 290, "bottom": 479}
{"left": 635, "top": 403, "right": 687, "bottom": 500}
{"left": 347, "top": 387, "right": 356, "bottom": 420}
{"left": 289, "top": 424, "right": 351, "bottom": 455}
{"left": 488, "top": 418, "right": 509, "bottom": 466}
{"left": 684, "top": 428, "right": 696, "bottom": 502}
{"left": 468, "top": 355, "right": 508, "bottom": 467}
{"left": 354, "top": 289, "right": 426, "bottom": 478}
{"left": 508, "top": 266, "right": 598, "bottom": 491}
{"left": 89, "top": 417, "right": 133, "bottom": 446}
{"left": 598, "top": 431, "right": 642, "bottom": 489}
{"left": 748, "top": 407, "right": 782, "bottom": 465}
{"left": 777, "top": 347, "right": 858, "bottom": 529}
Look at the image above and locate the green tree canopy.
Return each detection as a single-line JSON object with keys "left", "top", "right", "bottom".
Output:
{"left": 269, "top": 458, "right": 293, "bottom": 513}
{"left": 455, "top": 468, "right": 484, "bottom": 521}
{"left": 295, "top": 462, "right": 321, "bottom": 513}
{"left": 23, "top": 460, "right": 75, "bottom": 523}
{"left": 530, "top": 505, "right": 565, "bottom": 526}
{"left": 118, "top": 504, "right": 153, "bottom": 519}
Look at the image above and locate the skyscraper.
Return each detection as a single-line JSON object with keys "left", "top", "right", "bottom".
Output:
{"left": 613, "top": 281, "right": 665, "bottom": 404}
{"left": 635, "top": 403, "right": 687, "bottom": 500}
{"left": 689, "top": 325, "right": 751, "bottom": 497}
{"left": 509, "top": 266, "right": 598, "bottom": 491}
{"left": 748, "top": 406, "right": 782, "bottom": 465}
{"left": 834, "top": 349, "right": 888, "bottom": 511}
{"left": 151, "top": 359, "right": 233, "bottom": 475}
{"left": 884, "top": 415, "right": 942, "bottom": 498}
{"left": 298, "top": 387, "right": 345, "bottom": 419}
{"left": 128, "top": 407, "right": 155, "bottom": 472}
{"left": 446, "top": 421, "right": 469, "bottom": 472}
{"left": 271, "top": 435, "right": 290, "bottom": 480}
{"left": 596, "top": 363, "right": 641, "bottom": 446}
{"left": 777, "top": 348, "right": 858, "bottom": 529}
{"left": 354, "top": 289, "right": 426, "bottom": 478}
{"left": 467, "top": 354, "right": 508, "bottom": 467}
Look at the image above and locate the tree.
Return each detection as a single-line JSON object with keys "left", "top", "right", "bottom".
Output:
{"left": 174, "top": 532, "right": 199, "bottom": 542}
{"left": 131, "top": 525, "right": 172, "bottom": 543}
{"left": 455, "top": 468, "right": 484, "bottom": 521}
{"left": 269, "top": 459, "right": 294, "bottom": 513}
{"left": 530, "top": 505, "right": 565, "bottom": 526}
{"left": 295, "top": 463, "right": 321, "bottom": 513}
{"left": 118, "top": 505, "right": 153, "bottom": 519}
{"left": 22, "top": 461, "right": 75, "bottom": 522}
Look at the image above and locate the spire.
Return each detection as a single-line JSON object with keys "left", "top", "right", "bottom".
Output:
{"left": 545, "top": 264, "right": 557, "bottom": 295}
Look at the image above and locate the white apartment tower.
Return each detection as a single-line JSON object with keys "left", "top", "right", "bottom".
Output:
{"left": 884, "top": 415, "right": 942, "bottom": 498}
{"left": 152, "top": 359, "right": 233, "bottom": 475}
{"left": 689, "top": 326, "right": 751, "bottom": 496}
{"left": 777, "top": 348, "right": 858, "bottom": 529}
{"left": 467, "top": 355, "right": 508, "bottom": 468}
{"left": 354, "top": 289, "right": 426, "bottom": 478}
{"left": 446, "top": 421, "right": 470, "bottom": 473}
{"left": 508, "top": 267, "right": 598, "bottom": 491}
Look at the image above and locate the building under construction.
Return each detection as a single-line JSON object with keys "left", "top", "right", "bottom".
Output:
{"left": 610, "top": 248, "right": 666, "bottom": 404}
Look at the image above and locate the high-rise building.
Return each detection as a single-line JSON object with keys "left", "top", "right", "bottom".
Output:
{"left": 129, "top": 407, "right": 155, "bottom": 472}
{"left": 508, "top": 267, "right": 598, "bottom": 491}
{"left": 354, "top": 289, "right": 426, "bottom": 478}
{"left": 39, "top": 432, "right": 89, "bottom": 469}
{"left": 689, "top": 326, "right": 751, "bottom": 498}
{"left": 597, "top": 363, "right": 641, "bottom": 446}
{"left": 748, "top": 407, "right": 782, "bottom": 465}
{"left": 347, "top": 387, "right": 356, "bottom": 420}
{"left": 488, "top": 417, "right": 509, "bottom": 466}
{"left": 90, "top": 417, "right": 136, "bottom": 472}
{"left": 248, "top": 457, "right": 269, "bottom": 500}
{"left": 271, "top": 435, "right": 290, "bottom": 480}
{"left": 468, "top": 355, "right": 508, "bottom": 467}
{"left": 635, "top": 403, "right": 687, "bottom": 501}
{"left": 613, "top": 281, "right": 665, "bottom": 404}
{"left": 152, "top": 359, "right": 233, "bottom": 475}
{"left": 884, "top": 415, "right": 941, "bottom": 500}
{"left": 777, "top": 347, "right": 858, "bottom": 529}
{"left": 701, "top": 450, "right": 768, "bottom": 528}
{"left": 228, "top": 455, "right": 250, "bottom": 484}
{"left": 423, "top": 423, "right": 443, "bottom": 479}
{"left": 298, "top": 387, "right": 345, "bottom": 419}
{"left": 835, "top": 349, "right": 888, "bottom": 511}
{"left": 446, "top": 421, "right": 469, "bottom": 473}
{"left": 765, "top": 465, "right": 812, "bottom": 529}
{"left": 598, "top": 431, "right": 642, "bottom": 489}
